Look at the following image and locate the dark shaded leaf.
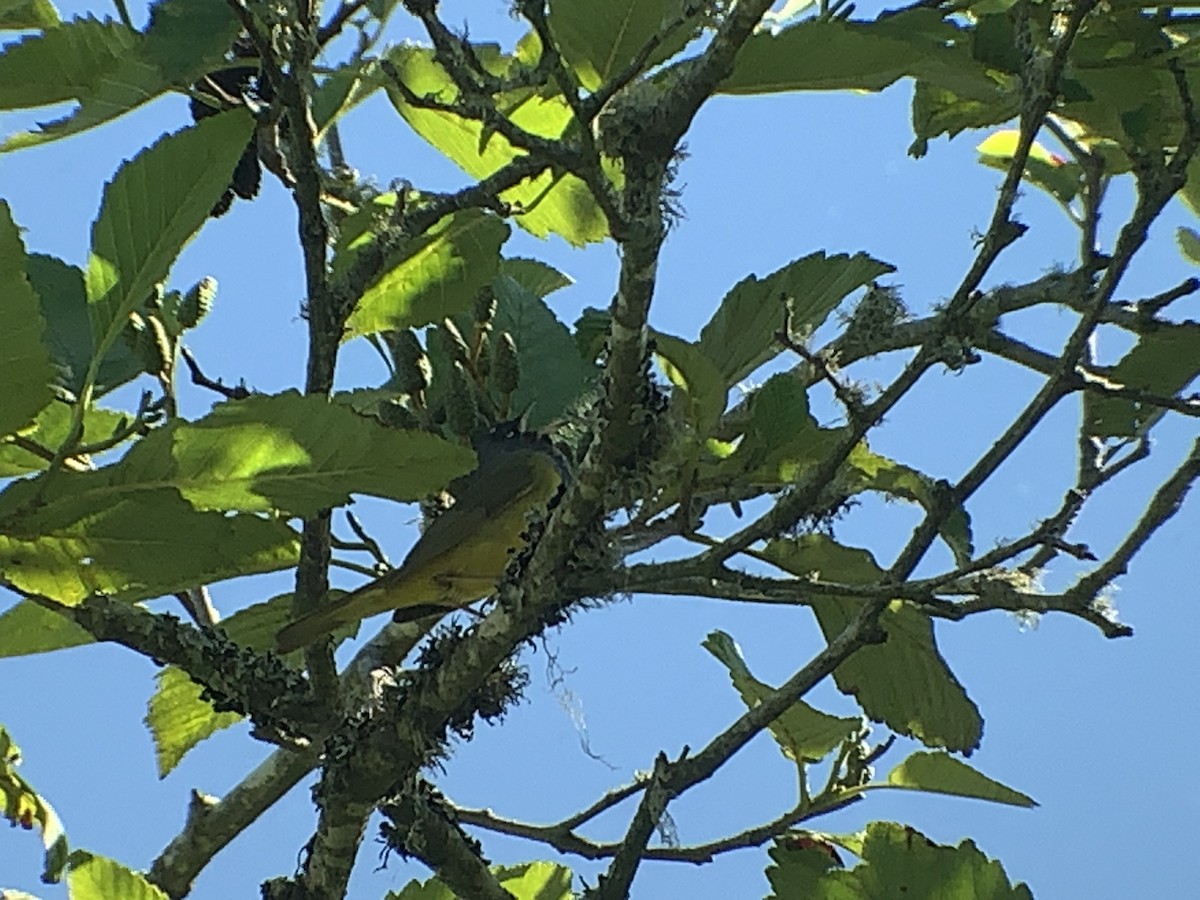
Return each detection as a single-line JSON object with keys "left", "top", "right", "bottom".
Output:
{"left": 0, "top": 202, "right": 54, "bottom": 438}
{"left": 763, "top": 534, "right": 983, "bottom": 753}
{"left": 704, "top": 630, "right": 860, "bottom": 766}
{"left": 698, "top": 251, "right": 894, "bottom": 386}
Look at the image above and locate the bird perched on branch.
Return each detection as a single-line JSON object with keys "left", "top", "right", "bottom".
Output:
{"left": 275, "top": 419, "right": 568, "bottom": 653}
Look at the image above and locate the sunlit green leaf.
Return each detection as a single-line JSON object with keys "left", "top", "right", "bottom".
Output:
{"left": 0, "top": 486, "right": 299, "bottom": 605}
{"left": 0, "top": 600, "right": 93, "bottom": 657}
{"left": 842, "top": 443, "right": 974, "bottom": 567}
{"left": 343, "top": 210, "right": 510, "bottom": 340}
{"left": 910, "top": 80, "right": 1019, "bottom": 158}
{"left": 147, "top": 665, "right": 243, "bottom": 778}
{"left": 385, "top": 861, "right": 573, "bottom": 900}
{"left": 68, "top": 854, "right": 168, "bottom": 900}
{"left": 0, "top": 400, "right": 128, "bottom": 479}
{"left": 0, "top": 4, "right": 241, "bottom": 150}
{"left": 885, "top": 751, "right": 1036, "bottom": 807}
{"left": 146, "top": 592, "right": 356, "bottom": 776}
{"left": 385, "top": 45, "right": 609, "bottom": 245}
{"left": 977, "top": 130, "right": 1082, "bottom": 204}
{"left": 493, "top": 862, "right": 574, "bottom": 900}
{"left": 0, "top": 725, "right": 70, "bottom": 883}
{"left": 1059, "top": 62, "right": 1181, "bottom": 154}
{"left": 113, "top": 391, "right": 477, "bottom": 515}
{"left": 0, "top": 0, "right": 59, "bottom": 29}
{"left": 313, "top": 58, "right": 385, "bottom": 138}
{"left": 722, "top": 11, "right": 1001, "bottom": 99}
{"left": 1178, "top": 226, "right": 1200, "bottom": 266}
{"left": 0, "top": 16, "right": 137, "bottom": 111}
{"left": 767, "top": 821, "right": 1033, "bottom": 899}
{"left": 706, "top": 373, "right": 842, "bottom": 488}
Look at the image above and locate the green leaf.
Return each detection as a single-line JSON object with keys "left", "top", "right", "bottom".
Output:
{"left": 0, "top": 16, "right": 137, "bottom": 112}
{"left": 501, "top": 257, "right": 573, "bottom": 298}
{"left": 0, "top": 0, "right": 60, "bottom": 29}
{"left": 842, "top": 443, "right": 974, "bottom": 567}
{"left": 572, "top": 306, "right": 611, "bottom": 364}
{"left": 723, "top": 19, "right": 917, "bottom": 94}
{"left": 1181, "top": 155, "right": 1200, "bottom": 219}
{"left": 139, "top": 0, "right": 241, "bottom": 84}
{"left": 697, "top": 251, "right": 894, "bottom": 386}
{"left": 0, "top": 601, "right": 93, "bottom": 657}
{"left": 386, "top": 881, "right": 456, "bottom": 900}
{"left": 885, "top": 751, "right": 1036, "bottom": 808}
{"left": 0, "top": 404, "right": 129, "bottom": 478}
{"left": 1058, "top": 60, "right": 1182, "bottom": 155}
{"left": 423, "top": 276, "right": 596, "bottom": 430}
{"left": 385, "top": 862, "right": 573, "bottom": 900}
{"left": 1178, "top": 226, "right": 1200, "bottom": 266}
{"left": 67, "top": 854, "right": 168, "bottom": 900}
{"left": 707, "top": 372, "right": 841, "bottom": 488}
{"left": 767, "top": 821, "right": 1033, "bottom": 899}
{"left": 120, "top": 391, "right": 476, "bottom": 515}
{"left": 652, "top": 332, "right": 726, "bottom": 434}
{"left": 85, "top": 110, "right": 254, "bottom": 372}
{"left": 490, "top": 275, "right": 597, "bottom": 428}
{"left": 910, "top": 81, "right": 1019, "bottom": 158}
{"left": 1083, "top": 323, "right": 1200, "bottom": 439}
{"left": 704, "top": 630, "right": 860, "bottom": 765}
{"left": 385, "top": 45, "right": 609, "bottom": 246}
{"left": 343, "top": 210, "right": 511, "bottom": 340}
{"left": 25, "top": 253, "right": 152, "bottom": 399}
{"left": 313, "top": 58, "right": 384, "bottom": 139}
{"left": 145, "top": 592, "right": 356, "bottom": 776}
{"left": 762, "top": 535, "right": 983, "bottom": 753}
{"left": 977, "top": 130, "right": 1082, "bottom": 204}
{"left": 492, "top": 862, "right": 574, "bottom": 900}
{"left": 147, "top": 665, "right": 242, "bottom": 778}
{"left": 0, "top": 486, "right": 299, "bottom": 605}
{"left": 0, "top": 5, "right": 241, "bottom": 151}
{"left": 0, "top": 724, "right": 70, "bottom": 884}
{"left": 765, "top": 835, "right": 844, "bottom": 896}
{"left": 0, "top": 202, "right": 54, "bottom": 438}
{"left": 721, "top": 11, "right": 1002, "bottom": 99}
{"left": 547, "top": 0, "right": 696, "bottom": 90}
{"left": 2, "top": 51, "right": 167, "bottom": 152}
{"left": 0, "top": 395, "right": 472, "bottom": 605}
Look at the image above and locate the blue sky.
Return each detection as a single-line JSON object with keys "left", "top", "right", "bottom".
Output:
{"left": 2, "top": 3, "right": 1199, "bottom": 898}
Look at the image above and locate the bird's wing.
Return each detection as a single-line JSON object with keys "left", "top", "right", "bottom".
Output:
{"left": 399, "top": 450, "right": 544, "bottom": 572}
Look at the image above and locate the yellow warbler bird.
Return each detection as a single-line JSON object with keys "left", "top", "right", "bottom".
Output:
{"left": 275, "top": 421, "right": 568, "bottom": 653}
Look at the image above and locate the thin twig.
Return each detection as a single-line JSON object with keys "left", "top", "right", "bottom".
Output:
{"left": 181, "top": 346, "right": 251, "bottom": 400}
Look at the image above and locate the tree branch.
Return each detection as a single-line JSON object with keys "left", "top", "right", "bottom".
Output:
{"left": 148, "top": 618, "right": 439, "bottom": 897}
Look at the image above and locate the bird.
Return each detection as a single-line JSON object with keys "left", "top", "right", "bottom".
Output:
{"left": 275, "top": 419, "right": 568, "bottom": 653}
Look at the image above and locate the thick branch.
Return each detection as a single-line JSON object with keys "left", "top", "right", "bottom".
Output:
{"left": 18, "top": 592, "right": 323, "bottom": 738}
{"left": 148, "top": 619, "right": 438, "bottom": 897}
{"left": 380, "top": 787, "right": 511, "bottom": 900}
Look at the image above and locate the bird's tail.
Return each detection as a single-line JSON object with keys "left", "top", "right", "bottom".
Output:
{"left": 275, "top": 597, "right": 362, "bottom": 654}
{"left": 275, "top": 585, "right": 451, "bottom": 654}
